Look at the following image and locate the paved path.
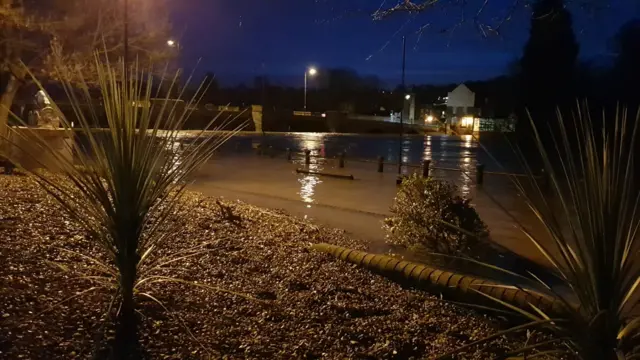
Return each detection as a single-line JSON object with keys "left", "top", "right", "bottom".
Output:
{"left": 189, "top": 153, "right": 553, "bottom": 267}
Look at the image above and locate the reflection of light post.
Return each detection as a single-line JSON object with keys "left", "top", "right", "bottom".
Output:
{"left": 304, "top": 67, "right": 317, "bottom": 111}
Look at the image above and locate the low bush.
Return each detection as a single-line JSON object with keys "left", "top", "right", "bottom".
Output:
{"left": 384, "top": 173, "right": 490, "bottom": 257}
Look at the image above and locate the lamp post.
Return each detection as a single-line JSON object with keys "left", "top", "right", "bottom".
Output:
{"left": 397, "top": 36, "right": 407, "bottom": 176}
{"left": 304, "top": 67, "right": 317, "bottom": 111}
{"left": 124, "top": 0, "right": 129, "bottom": 70}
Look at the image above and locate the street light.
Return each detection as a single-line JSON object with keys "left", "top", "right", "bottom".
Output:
{"left": 304, "top": 67, "right": 317, "bottom": 111}
{"left": 167, "top": 39, "right": 176, "bottom": 47}
{"left": 123, "top": 0, "right": 130, "bottom": 68}
{"left": 405, "top": 94, "right": 411, "bottom": 100}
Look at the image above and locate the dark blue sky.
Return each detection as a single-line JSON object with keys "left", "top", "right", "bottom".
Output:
{"left": 171, "top": 0, "right": 639, "bottom": 87}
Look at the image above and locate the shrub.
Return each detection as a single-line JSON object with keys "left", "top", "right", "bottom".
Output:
{"left": 384, "top": 173, "right": 489, "bottom": 257}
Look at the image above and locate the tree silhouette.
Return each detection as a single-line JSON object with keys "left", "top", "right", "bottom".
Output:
{"left": 0, "top": 0, "right": 172, "bottom": 138}
{"left": 611, "top": 19, "right": 640, "bottom": 105}
{"left": 518, "top": 0, "right": 579, "bottom": 132}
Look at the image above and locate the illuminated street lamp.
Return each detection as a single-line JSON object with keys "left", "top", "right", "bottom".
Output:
{"left": 304, "top": 67, "right": 317, "bottom": 111}
{"left": 167, "top": 39, "right": 179, "bottom": 48}
{"left": 405, "top": 94, "right": 411, "bottom": 100}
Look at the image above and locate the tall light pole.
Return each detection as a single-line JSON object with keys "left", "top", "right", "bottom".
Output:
{"left": 304, "top": 67, "right": 317, "bottom": 111}
{"left": 123, "top": 0, "right": 129, "bottom": 71}
{"left": 397, "top": 36, "right": 407, "bottom": 176}
{"left": 123, "top": 0, "right": 130, "bottom": 121}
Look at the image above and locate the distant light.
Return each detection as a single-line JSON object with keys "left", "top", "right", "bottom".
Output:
{"left": 426, "top": 115, "right": 434, "bottom": 123}
{"left": 405, "top": 94, "right": 411, "bottom": 100}
{"left": 167, "top": 39, "right": 177, "bottom": 47}
{"left": 308, "top": 67, "right": 317, "bottom": 76}
{"left": 321, "top": 113, "right": 326, "bottom": 118}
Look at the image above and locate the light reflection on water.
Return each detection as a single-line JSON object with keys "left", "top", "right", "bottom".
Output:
{"left": 423, "top": 136, "right": 432, "bottom": 161}
{"left": 401, "top": 138, "right": 411, "bottom": 175}
{"left": 420, "top": 134, "right": 475, "bottom": 197}
{"left": 165, "top": 140, "right": 184, "bottom": 182}
{"left": 297, "top": 133, "right": 324, "bottom": 206}
{"left": 458, "top": 135, "right": 475, "bottom": 197}
{"left": 217, "top": 132, "right": 522, "bottom": 202}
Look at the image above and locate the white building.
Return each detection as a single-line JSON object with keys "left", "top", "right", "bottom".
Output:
{"left": 445, "top": 83, "right": 475, "bottom": 116}
{"left": 443, "top": 84, "right": 478, "bottom": 134}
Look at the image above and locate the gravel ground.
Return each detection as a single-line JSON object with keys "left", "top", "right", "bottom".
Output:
{"left": 0, "top": 173, "right": 527, "bottom": 359}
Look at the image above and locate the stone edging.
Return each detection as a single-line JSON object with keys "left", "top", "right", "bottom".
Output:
{"left": 310, "top": 243, "right": 567, "bottom": 317}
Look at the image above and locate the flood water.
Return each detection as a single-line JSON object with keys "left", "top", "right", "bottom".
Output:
{"left": 219, "top": 133, "right": 527, "bottom": 174}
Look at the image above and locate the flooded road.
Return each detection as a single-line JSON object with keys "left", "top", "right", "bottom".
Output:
{"left": 189, "top": 133, "right": 552, "bottom": 267}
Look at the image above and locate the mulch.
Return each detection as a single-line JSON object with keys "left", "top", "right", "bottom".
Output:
{"left": 0, "top": 173, "right": 526, "bottom": 359}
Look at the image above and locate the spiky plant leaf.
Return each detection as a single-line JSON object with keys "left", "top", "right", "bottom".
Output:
{"left": 442, "top": 104, "right": 640, "bottom": 360}
{"left": 2, "top": 54, "right": 245, "bottom": 321}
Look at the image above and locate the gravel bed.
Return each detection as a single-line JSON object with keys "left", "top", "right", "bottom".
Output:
{"left": 0, "top": 173, "right": 526, "bottom": 359}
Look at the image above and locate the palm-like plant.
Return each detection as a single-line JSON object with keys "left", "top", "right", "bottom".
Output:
{"left": 3, "top": 56, "right": 244, "bottom": 355}
{"left": 440, "top": 106, "right": 640, "bottom": 359}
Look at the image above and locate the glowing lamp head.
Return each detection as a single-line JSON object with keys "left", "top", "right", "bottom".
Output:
{"left": 426, "top": 115, "right": 434, "bottom": 123}
{"left": 308, "top": 67, "right": 317, "bottom": 76}
{"left": 405, "top": 94, "right": 411, "bottom": 100}
{"left": 167, "top": 39, "right": 176, "bottom": 47}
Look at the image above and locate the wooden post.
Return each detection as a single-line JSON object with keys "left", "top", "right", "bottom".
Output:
{"left": 422, "top": 160, "right": 430, "bottom": 178}
{"left": 476, "top": 164, "right": 485, "bottom": 185}
{"left": 338, "top": 152, "right": 345, "bottom": 168}
{"left": 286, "top": 148, "right": 292, "bottom": 161}
{"left": 377, "top": 156, "right": 384, "bottom": 173}
{"left": 305, "top": 149, "right": 311, "bottom": 165}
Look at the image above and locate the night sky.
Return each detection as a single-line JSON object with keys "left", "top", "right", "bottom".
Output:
{"left": 171, "top": 0, "right": 639, "bottom": 87}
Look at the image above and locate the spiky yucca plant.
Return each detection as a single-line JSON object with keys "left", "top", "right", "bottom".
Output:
{"left": 440, "top": 105, "right": 640, "bottom": 359}
{"left": 2, "top": 56, "right": 244, "bottom": 354}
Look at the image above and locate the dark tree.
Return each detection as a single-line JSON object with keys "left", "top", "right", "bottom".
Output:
{"left": 200, "top": 72, "right": 219, "bottom": 103}
{"left": 611, "top": 19, "right": 640, "bottom": 105}
{"left": 0, "top": 0, "right": 172, "bottom": 137}
{"left": 518, "top": 0, "right": 579, "bottom": 134}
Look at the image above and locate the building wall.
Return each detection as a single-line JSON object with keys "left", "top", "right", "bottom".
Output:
{"left": 445, "top": 84, "right": 475, "bottom": 110}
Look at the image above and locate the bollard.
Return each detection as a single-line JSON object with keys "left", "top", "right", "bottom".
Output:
{"left": 256, "top": 144, "right": 263, "bottom": 156}
{"left": 377, "top": 156, "right": 384, "bottom": 173}
{"left": 269, "top": 145, "right": 275, "bottom": 158}
{"left": 422, "top": 159, "right": 431, "bottom": 178}
{"left": 286, "top": 148, "right": 292, "bottom": 161}
{"left": 235, "top": 142, "right": 240, "bottom": 152}
{"left": 338, "top": 152, "right": 345, "bottom": 168}
{"left": 305, "top": 149, "right": 311, "bottom": 165}
{"left": 476, "top": 164, "right": 485, "bottom": 185}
